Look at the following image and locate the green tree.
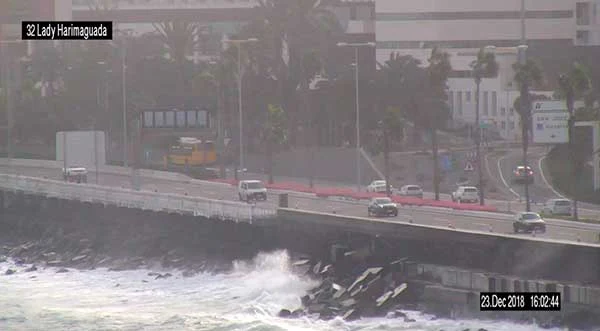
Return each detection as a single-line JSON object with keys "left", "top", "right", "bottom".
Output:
{"left": 426, "top": 47, "right": 452, "bottom": 201}
{"left": 558, "top": 62, "right": 592, "bottom": 221}
{"left": 470, "top": 48, "right": 499, "bottom": 205}
{"left": 152, "top": 21, "right": 205, "bottom": 97}
{"left": 513, "top": 58, "right": 543, "bottom": 211}
{"left": 262, "top": 103, "right": 288, "bottom": 183}
{"left": 246, "top": 0, "right": 343, "bottom": 145}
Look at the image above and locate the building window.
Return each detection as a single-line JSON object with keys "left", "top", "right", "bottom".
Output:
{"left": 509, "top": 121, "right": 515, "bottom": 129}
{"left": 448, "top": 92, "right": 454, "bottom": 114}
{"left": 491, "top": 91, "right": 497, "bottom": 116}
{"left": 501, "top": 121, "right": 506, "bottom": 129}
{"left": 155, "top": 111, "right": 165, "bottom": 127}
{"left": 510, "top": 107, "right": 515, "bottom": 115}
{"left": 187, "top": 110, "right": 197, "bottom": 128}
{"left": 501, "top": 107, "right": 506, "bottom": 116}
{"left": 176, "top": 111, "right": 186, "bottom": 128}
{"left": 350, "top": 6, "right": 357, "bottom": 20}
{"left": 577, "top": 30, "right": 590, "bottom": 44}
{"left": 457, "top": 91, "right": 463, "bottom": 115}
{"left": 197, "top": 110, "right": 208, "bottom": 128}
{"left": 577, "top": 2, "right": 591, "bottom": 25}
{"left": 466, "top": 91, "right": 471, "bottom": 102}
{"left": 165, "top": 111, "right": 175, "bottom": 127}
{"left": 143, "top": 112, "right": 154, "bottom": 128}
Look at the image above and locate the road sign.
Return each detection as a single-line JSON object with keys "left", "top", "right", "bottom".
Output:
{"left": 441, "top": 154, "right": 452, "bottom": 172}
{"left": 532, "top": 100, "right": 569, "bottom": 144}
{"left": 464, "top": 161, "right": 474, "bottom": 172}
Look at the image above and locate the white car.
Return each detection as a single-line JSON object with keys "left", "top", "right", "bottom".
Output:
{"left": 62, "top": 167, "right": 88, "bottom": 183}
{"left": 451, "top": 186, "right": 479, "bottom": 203}
{"left": 238, "top": 180, "right": 267, "bottom": 201}
{"left": 398, "top": 185, "right": 423, "bottom": 199}
{"left": 366, "top": 180, "right": 393, "bottom": 193}
{"left": 542, "top": 199, "right": 572, "bottom": 216}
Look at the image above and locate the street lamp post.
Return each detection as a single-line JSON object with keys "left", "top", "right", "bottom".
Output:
{"left": 337, "top": 42, "right": 376, "bottom": 192}
{"left": 223, "top": 38, "right": 258, "bottom": 174}
{"left": 517, "top": 44, "right": 531, "bottom": 212}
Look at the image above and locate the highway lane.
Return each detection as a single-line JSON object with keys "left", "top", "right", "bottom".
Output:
{"left": 486, "top": 147, "right": 600, "bottom": 219}
{"left": 3, "top": 165, "right": 600, "bottom": 245}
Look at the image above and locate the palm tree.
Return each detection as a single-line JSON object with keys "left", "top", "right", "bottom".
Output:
{"left": 263, "top": 104, "right": 288, "bottom": 184}
{"left": 250, "top": 0, "right": 343, "bottom": 145}
{"left": 152, "top": 21, "right": 205, "bottom": 98}
{"left": 427, "top": 47, "right": 452, "bottom": 200}
{"left": 376, "top": 52, "right": 426, "bottom": 195}
{"left": 513, "top": 58, "right": 542, "bottom": 211}
{"left": 558, "top": 62, "right": 592, "bottom": 221}
{"left": 470, "top": 48, "right": 499, "bottom": 205}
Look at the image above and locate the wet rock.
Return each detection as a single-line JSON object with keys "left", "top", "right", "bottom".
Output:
{"left": 14, "top": 258, "right": 25, "bottom": 266}
{"left": 181, "top": 270, "right": 197, "bottom": 278}
{"left": 404, "top": 317, "right": 416, "bottom": 323}
{"left": 0, "top": 255, "right": 6, "bottom": 263}
{"left": 155, "top": 273, "right": 172, "bottom": 280}
{"left": 71, "top": 255, "right": 88, "bottom": 263}
{"left": 148, "top": 272, "right": 161, "bottom": 277}
{"left": 342, "top": 308, "right": 361, "bottom": 321}
{"left": 115, "top": 283, "right": 120, "bottom": 287}
{"left": 291, "top": 309, "right": 305, "bottom": 318}
{"left": 46, "top": 260, "right": 62, "bottom": 266}
{"left": 278, "top": 309, "right": 292, "bottom": 318}
{"left": 56, "top": 268, "right": 69, "bottom": 273}
{"left": 5, "top": 268, "right": 16, "bottom": 275}
{"left": 25, "top": 265, "right": 38, "bottom": 272}
{"left": 142, "top": 280, "right": 149, "bottom": 283}
{"left": 477, "top": 329, "right": 488, "bottom": 331}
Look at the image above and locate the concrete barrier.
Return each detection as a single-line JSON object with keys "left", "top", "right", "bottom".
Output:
{"left": 455, "top": 270, "right": 472, "bottom": 290}
{"left": 0, "top": 174, "right": 277, "bottom": 223}
{"left": 471, "top": 273, "right": 489, "bottom": 291}
{"left": 441, "top": 269, "right": 458, "bottom": 287}
{"left": 423, "top": 285, "right": 475, "bottom": 305}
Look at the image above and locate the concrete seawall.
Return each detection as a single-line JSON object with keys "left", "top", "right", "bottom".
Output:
{"left": 276, "top": 208, "right": 600, "bottom": 285}
{"left": 3, "top": 188, "right": 600, "bottom": 288}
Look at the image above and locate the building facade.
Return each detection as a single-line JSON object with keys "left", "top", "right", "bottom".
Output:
{"left": 375, "top": 0, "right": 598, "bottom": 140}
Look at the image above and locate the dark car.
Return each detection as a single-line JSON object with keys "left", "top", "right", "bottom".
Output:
{"left": 367, "top": 197, "right": 398, "bottom": 217}
{"left": 512, "top": 165, "right": 534, "bottom": 184}
{"left": 513, "top": 212, "right": 546, "bottom": 233}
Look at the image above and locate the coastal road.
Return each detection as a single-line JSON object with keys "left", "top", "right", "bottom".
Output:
{"left": 485, "top": 146, "right": 600, "bottom": 218}
{"left": 2, "top": 164, "right": 600, "bottom": 245}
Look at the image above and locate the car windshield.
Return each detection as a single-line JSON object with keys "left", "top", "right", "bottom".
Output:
{"left": 407, "top": 186, "right": 420, "bottom": 191}
{"left": 464, "top": 188, "right": 477, "bottom": 193}
{"left": 375, "top": 198, "right": 392, "bottom": 204}
{"left": 555, "top": 200, "right": 571, "bottom": 206}
{"left": 247, "top": 182, "right": 264, "bottom": 189}
{"left": 372, "top": 181, "right": 386, "bottom": 186}
{"left": 521, "top": 213, "right": 541, "bottom": 220}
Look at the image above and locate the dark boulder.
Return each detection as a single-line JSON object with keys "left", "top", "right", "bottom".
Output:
{"left": 56, "top": 268, "right": 69, "bottom": 273}
{"left": 5, "top": 268, "right": 16, "bottom": 275}
{"left": 25, "top": 265, "right": 38, "bottom": 272}
{"left": 278, "top": 309, "right": 292, "bottom": 318}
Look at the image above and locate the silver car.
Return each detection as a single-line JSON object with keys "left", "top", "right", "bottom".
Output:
{"left": 398, "top": 185, "right": 424, "bottom": 199}
{"left": 542, "top": 199, "right": 572, "bottom": 216}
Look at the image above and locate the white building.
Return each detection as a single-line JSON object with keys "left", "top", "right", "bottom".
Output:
{"left": 375, "top": 0, "right": 599, "bottom": 140}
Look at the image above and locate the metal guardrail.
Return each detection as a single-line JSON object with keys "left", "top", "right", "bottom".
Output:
{"left": 0, "top": 174, "right": 277, "bottom": 223}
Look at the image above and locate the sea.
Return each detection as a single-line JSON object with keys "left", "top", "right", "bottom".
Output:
{"left": 0, "top": 250, "right": 563, "bottom": 331}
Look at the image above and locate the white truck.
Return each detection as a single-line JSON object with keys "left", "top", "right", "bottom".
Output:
{"left": 238, "top": 180, "right": 268, "bottom": 201}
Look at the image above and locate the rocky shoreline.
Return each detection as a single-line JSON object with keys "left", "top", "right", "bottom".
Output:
{"left": 277, "top": 256, "right": 600, "bottom": 330}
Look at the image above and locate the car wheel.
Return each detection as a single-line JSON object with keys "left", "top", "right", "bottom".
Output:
{"left": 513, "top": 224, "right": 519, "bottom": 233}
{"left": 393, "top": 210, "right": 398, "bottom": 217}
{"left": 540, "top": 226, "right": 546, "bottom": 233}
{"left": 239, "top": 193, "right": 244, "bottom": 201}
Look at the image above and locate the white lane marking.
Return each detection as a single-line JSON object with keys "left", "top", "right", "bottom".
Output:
{"left": 497, "top": 153, "right": 521, "bottom": 198}
{"left": 538, "top": 155, "right": 568, "bottom": 200}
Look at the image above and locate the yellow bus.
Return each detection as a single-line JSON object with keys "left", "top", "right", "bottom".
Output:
{"left": 164, "top": 137, "right": 217, "bottom": 167}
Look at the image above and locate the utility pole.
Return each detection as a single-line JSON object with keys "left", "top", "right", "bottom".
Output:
{"left": 518, "top": 45, "right": 531, "bottom": 212}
